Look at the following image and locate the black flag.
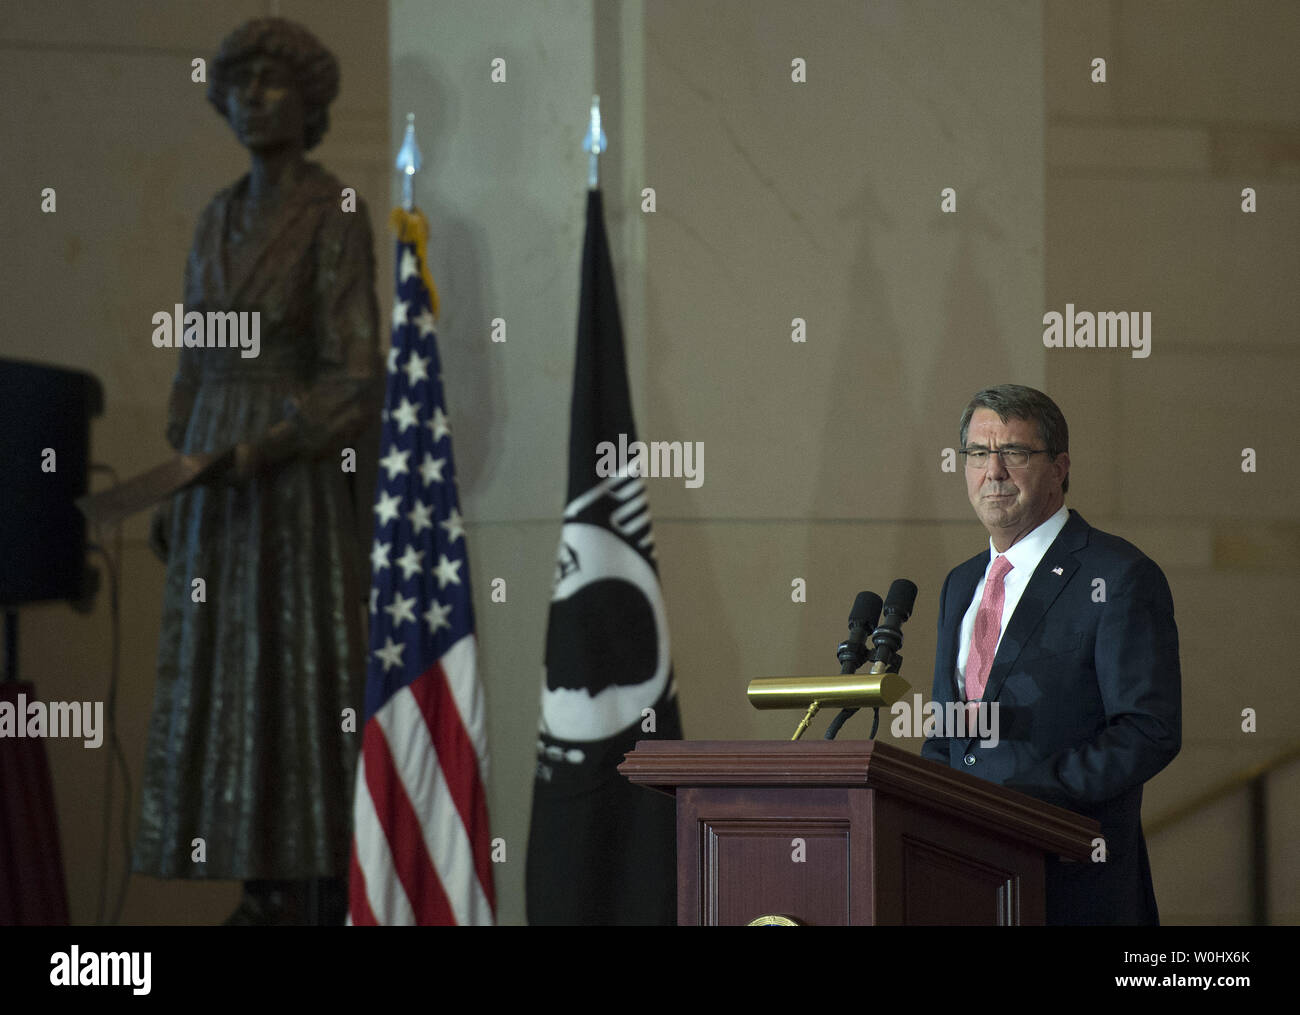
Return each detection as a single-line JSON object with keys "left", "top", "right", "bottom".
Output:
{"left": 525, "top": 190, "right": 683, "bottom": 925}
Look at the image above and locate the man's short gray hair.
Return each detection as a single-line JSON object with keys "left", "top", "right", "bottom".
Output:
{"left": 959, "top": 384, "right": 1070, "bottom": 494}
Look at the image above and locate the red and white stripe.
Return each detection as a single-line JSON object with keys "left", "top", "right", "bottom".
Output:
{"left": 348, "top": 635, "right": 495, "bottom": 925}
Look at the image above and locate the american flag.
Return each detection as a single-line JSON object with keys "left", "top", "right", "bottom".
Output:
{"left": 347, "top": 209, "right": 496, "bottom": 925}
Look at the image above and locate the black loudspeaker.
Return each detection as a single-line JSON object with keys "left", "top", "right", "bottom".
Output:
{"left": 0, "top": 359, "right": 103, "bottom": 607}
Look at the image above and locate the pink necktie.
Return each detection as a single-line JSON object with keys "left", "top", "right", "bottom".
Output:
{"left": 964, "top": 555, "right": 1013, "bottom": 706}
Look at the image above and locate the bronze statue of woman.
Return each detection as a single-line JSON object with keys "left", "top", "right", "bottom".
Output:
{"left": 134, "top": 18, "right": 380, "bottom": 925}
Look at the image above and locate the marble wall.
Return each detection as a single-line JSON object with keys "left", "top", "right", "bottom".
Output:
{"left": 1042, "top": 0, "right": 1300, "bottom": 925}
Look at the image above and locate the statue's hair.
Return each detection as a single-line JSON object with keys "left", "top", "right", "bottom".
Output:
{"left": 207, "top": 18, "right": 339, "bottom": 151}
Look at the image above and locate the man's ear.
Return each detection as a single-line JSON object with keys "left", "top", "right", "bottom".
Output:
{"left": 1054, "top": 451, "right": 1071, "bottom": 490}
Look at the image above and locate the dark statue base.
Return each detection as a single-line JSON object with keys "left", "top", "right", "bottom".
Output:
{"left": 223, "top": 877, "right": 348, "bottom": 926}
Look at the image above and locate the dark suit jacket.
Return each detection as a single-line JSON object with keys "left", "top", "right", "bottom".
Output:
{"left": 921, "top": 509, "right": 1181, "bottom": 925}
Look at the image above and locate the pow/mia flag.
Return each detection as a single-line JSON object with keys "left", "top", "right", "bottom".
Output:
{"left": 524, "top": 189, "right": 682, "bottom": 925}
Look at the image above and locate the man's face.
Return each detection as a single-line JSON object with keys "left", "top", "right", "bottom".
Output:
{"left": 225, "top": 55, "right": 305, "bottom": 153}
{"left": 964, "top": 408, "right": 1069, "bottom": 550}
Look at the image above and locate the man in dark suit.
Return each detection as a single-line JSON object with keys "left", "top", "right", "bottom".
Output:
{"left": 922, "top": 384, "right": 1181, "bottom": 925}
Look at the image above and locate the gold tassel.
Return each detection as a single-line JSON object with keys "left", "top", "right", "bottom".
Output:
{"left": 388, "top": 206, "right": 440, "bottom": 320}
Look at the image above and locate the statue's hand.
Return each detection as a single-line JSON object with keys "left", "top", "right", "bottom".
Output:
{"left": 148, "top": 503, "right": 171, "bottom": 563}
{"left": 223, "top": 441, "right": 262, "bottom": 485}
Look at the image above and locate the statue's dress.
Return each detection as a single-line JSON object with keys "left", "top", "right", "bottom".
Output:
{"left": 133, "top": 163, "right": 380, "bottom": 879}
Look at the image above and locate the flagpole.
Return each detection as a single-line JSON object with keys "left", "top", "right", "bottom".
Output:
{"left": 352, "top": 111, "right": 495, "bottom": 927}
{"left": 527, "top": 94, "right": 682, "bottom": 926}
{"left": 395, "top": 112, "right": 422, "bottom": 211}
{"left": 583, "top": 95, "right": 606, "bottom": 190}
{"left": 390, "top": 114, "right": 440, "bottom": 318}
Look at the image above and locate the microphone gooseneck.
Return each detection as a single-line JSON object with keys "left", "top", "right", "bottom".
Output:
{"left": 825, "top": 579, "right": 917, "bottom": 741}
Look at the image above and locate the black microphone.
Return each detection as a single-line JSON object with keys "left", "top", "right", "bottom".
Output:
{"left": 825, "top": 578, "right": 917, "bottom": 742}
{"left": 865, "top": 578, "right": 918, "bottom": 668}
{"left": 837, "top": 591, "right": 883, "bottom": 674}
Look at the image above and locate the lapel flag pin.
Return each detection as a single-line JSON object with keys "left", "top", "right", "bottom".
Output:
{"left": 1052, "top": 566, "right": 1064, "bottom": 575}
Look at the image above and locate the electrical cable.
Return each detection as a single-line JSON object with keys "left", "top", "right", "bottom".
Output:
{"left": 87, "top": 463, "right": 133, "bottom": 926}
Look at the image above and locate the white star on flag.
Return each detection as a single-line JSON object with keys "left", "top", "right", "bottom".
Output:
{"left": 403, "top": 351, "right": 431, "bottom": 387}
{"left": 395, "top": 544, "right": 425, "bottom": 581}
{"left": 369, "top": 539, "right": 391, "bottom": 572}
{"left": 440, "top": 508, "right": 465, "bottom": 544}
{"left": 422, "top": 599, "right": 453, "bottom": 635}
{"left": 427, "top": 407, "right": 451, "bottom": 441}
{"left": 374, "top": 490, "right": 402, "bottom": 526}
{"left": 418, "top": 453, "right": 446, "bottom": 486}
{"left": 383, "top": 592, "right": 418, "bottom": 628}
{"left": 373, "top": 636, "right": 405, "bottom": 672}
{"left": 392, "top": 299, "right": 410, "bottom": 329}
{"left": 399, "top": 248, "right": 419, "bottom": 283}
{"left": 392, "top": 396, "right": 421, "bottom": 433}
{"left": 379, "top": 445, "right": 411, "bottom": 480}
{"left": 387, "top": 346, "right": 401, "bottom": 373}
{"left": 413, "top": 308, "right": 436, "bottom": 338}
{"left": 434, "top": 554, "right": 462, "bottom": 590}
{"left": 407, "top": 501, "right": 434, "bottom": 535}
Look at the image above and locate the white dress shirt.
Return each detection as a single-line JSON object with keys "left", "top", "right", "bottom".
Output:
{"left": 955, "top": 504, "right": 1070, "bottom": 698}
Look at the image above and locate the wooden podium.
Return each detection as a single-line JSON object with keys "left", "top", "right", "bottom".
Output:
{"left": 619, "top": 739, "right": 1099, "bottom": 926}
